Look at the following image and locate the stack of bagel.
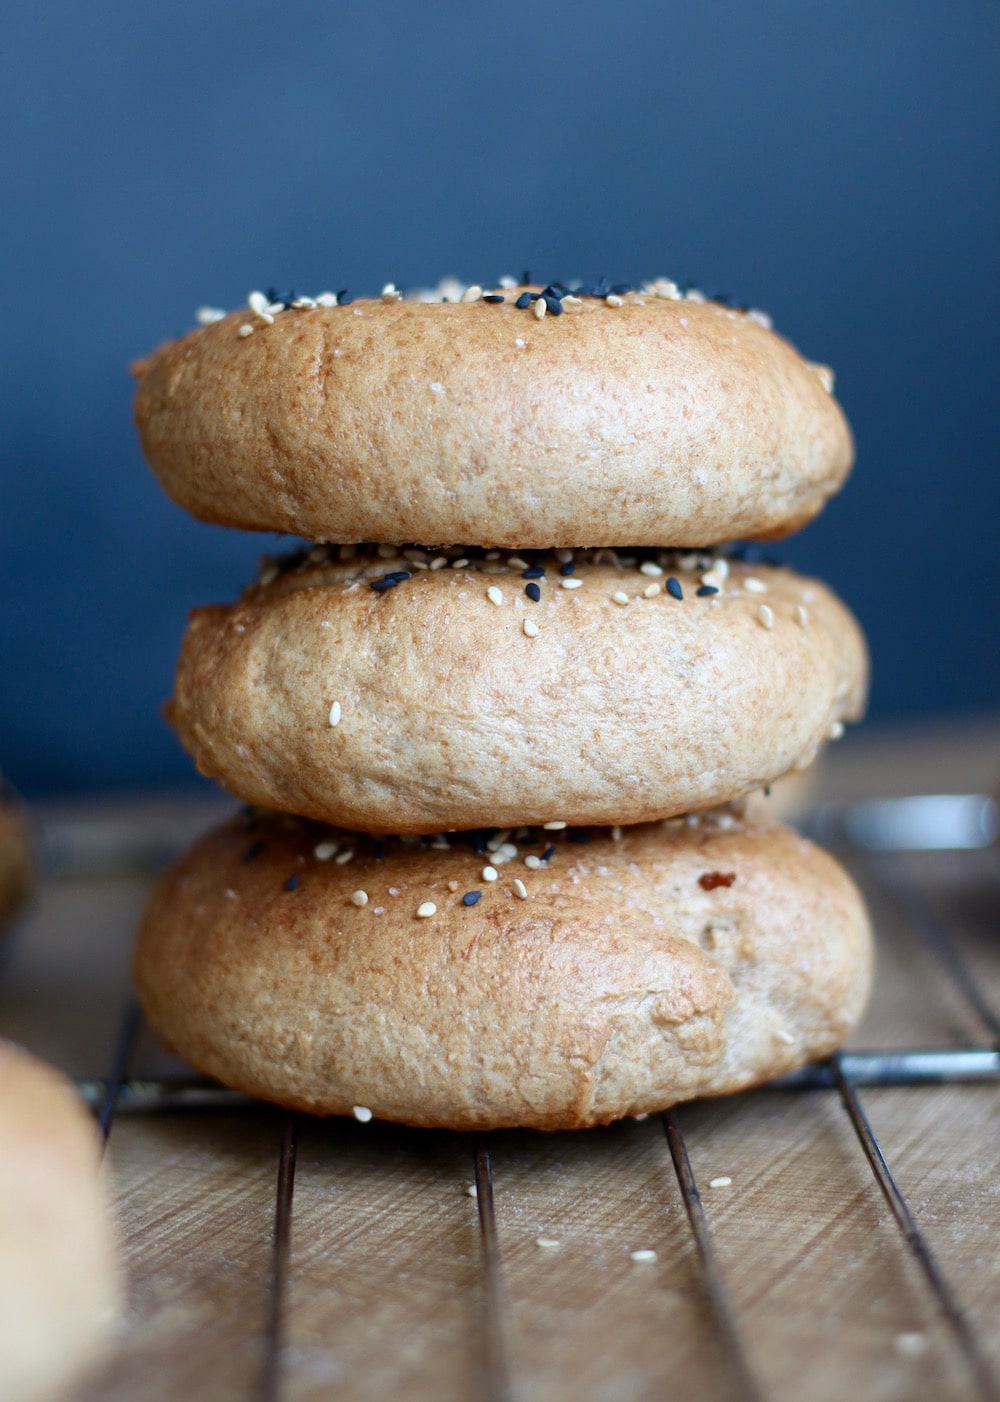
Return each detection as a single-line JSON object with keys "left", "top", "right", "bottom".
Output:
{"left": 132, "top": 277, "right": 872, "bottom": 1131}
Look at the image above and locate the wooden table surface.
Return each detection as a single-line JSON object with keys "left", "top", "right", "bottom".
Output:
{"left": 2, "top": 717, "right": 998, "bottom": 1402}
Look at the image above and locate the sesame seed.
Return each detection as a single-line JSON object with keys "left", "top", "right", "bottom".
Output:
{"left": 709, "top": 1176, "right": 732, "bottom": 1188}
{"left": 314, "top": 840, "right": 338, "bottom": 861}
{"left": 482, "top": 866, "right": 498, "bottom": 882}
{"left": 196, "top": 307, "right": 226, "bottom": 325}
{"left": 450, "top": 557, "right": 470, "bottom": 569}
{"left": 795, "top": 605, "right": 809, "bottom": 627}
{"left": 284, "top": 875, "right": 299, "bottom": 892}
{"left": 248, "top": 290, "right": 270, "bottom": 315}
{"left": 543, "top": 821, "right": 567, "bottom": 830}
{"left": 757, "top": 604, "right": 774, "bottom": 630}
{"left": 316, "top": 292, "right": 339, "bottom": 307}
{"left": 524, "top": 854, "right": 542, "bottom": 870}
{"left": 747, "top": 308, "right": 773, "bottom": 329}
{"left": 352, "top": 1105, "right": 373, "bottom": 1123}
{"left": 463, "top": 890, "right": 482, "bottom": 906}
{"left": 416, "top": 901, "right": 437, "bottom": 918}
{"left": 536, "top": 1237, "right": 561, "bottom": 1249}
{"left": 612, "top": 825, "right": 622, "bottom": 841}
{"left": 350, "top": 889, "right": 369, "bottom": 907}
{"left": 630, "top": 1249, "right": 657, "bottom": 1263}
{"left": 829, "top": 721, "right": 845, "bottom": 740}
{"left": 523, "top": 618, "right": 539, "bottom": 638}
{"left": 776, "top": 1029, "right": 795, "bottom": 1045}
{"left": 524, "top": 582, "right": 541, "bottom": 603}
{"left": 701, "top": 572, "right": 724, "bottom": 591}
{"left": 560, "top": 577, "right": 583, "bottom": 590}
{"left": 242, "top": 840, "right": 264, "bottom": 864}
{"left": 533, "top": 298, "right": 547, "bottom": 320}
{"left": 643, "top": 582, "right": 661, "bottom": 598}
{"left": 639, "top": 561, "right": 663, "bottom": 577}
{"left": 555, "top": 548, "right": 573, "bottom": 563}
{"left": 513, "top": 878, "right": 528, "bottom": 900}
{"left": 462, "top": 284, "right": 483, "bottom": 302}
{"left": 612, "top": 590, "right": 630, "bottom": 606}
{"left": 486, "top": 585, "right": 504, "bottom": 606}
{"left": 238, "top": 324, "right": 255, "bottom": 337}
{"left": 507, "top": 556, "right": 530, "bottom": 569}
{"left": 606, "top": 294, "right": 624, "bottom": 307}
{"left": 515, "top": 292, "right": 532, "bottom": 309}
{"left": 559, "top": 560, "right": 576, "bottom": 576}
{"left": 541, "top": 844, "right": 555, "bottom": 862}
{"left": 523, "top": 566, "right": 545, "bottom": 579}
{"left": 483, "top": 294, "right": 504, "bottom": 304}
{"left": 666, "top": 577, "right": 683, "bottom": 601}
{"left": 466, "top": 1182, "right": 479, "bottom": 1197}
{"left": 334, "top": 849, "right": 355, "bottom": 865}
{"left": 328, "top": 701, "right": 342, "bottom": 727}
{"left": 814, "top": 363, "right": 835, "bottom": 393}
{"left": 381, "top": 283, "right": 402, "bottom": 301}
{"left": 743, "top": 576, "right": 768, "bottom": 593}
{"left": 430, "top": 556, "right": 448, "bottom": 570}
{"left": 697, "top": 585, "right": 718, "bottom": 597}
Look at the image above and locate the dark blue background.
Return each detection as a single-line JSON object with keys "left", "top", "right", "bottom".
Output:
{"left": 2, "top": 2, "right": 998, "bottom": 794}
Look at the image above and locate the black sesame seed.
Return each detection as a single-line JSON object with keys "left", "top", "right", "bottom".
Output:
{"left": 523, "top": 567, "right": 545, "bottom": 579}
{"left": 483, "top": 294, "right": 504, "bottom": 304}
{"left": 383, "top": 571, "right": 411, "bottom": 584}
{"left": 697, "top": 585, "right": 719, "bottom": 597}
{"left": 370, "top": 578, "right": 397, "bottom": 592}
{"left": 542, "top": 844, "right": 556, "bottom": 863}
{"left": 525, "top": 582, "right": 541, "bottom": 602}
{"left": 515, "top": 293, "right": 532, "bottom": 309}
{"left": 544, "top": 295, "right": 563, "bottom": 316}
{"left": 284, "top": 874, "right": 299, "bottom": 892}
{"left": 242, "top": 841, "right": 264, "bottom": 864}
{"left": 337, "top": 290, "right": 353, "bottom": 305}
{"left": 559, "top": 560, "right": 576, "bottom": 576}
{"left": 666, "top": 577, "right": 684, "bottom": 600}
{"left": 528, "top": 292, "right": 543, "bottom": 301}
{"left": 463, "top": 891, "right": 482, "bottom": 906}
{"left": 521, "top": 269, "right": 532, "bottom": 285}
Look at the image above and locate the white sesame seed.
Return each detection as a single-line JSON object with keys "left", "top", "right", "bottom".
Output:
{"left": 562, "top": 295, "right": 583, "bottom": 310}
{"left": 555, "top": 549, "right": 573, "bottom": 562}
{"left": 685, "top": 288, "right": 706, "bottom": 303}
{"left": 639, "top": 561, "right": 663, "bottom": 577}
{"left": 266, "top": 301, "right": 285, "bottom": 317}
{"left": 743, "top": 576, "right": 768, "bottom": 593}
{"left": 747, "top": 308, "right": 773, "bottom": 330}
{"left": 328, "top": 701, "right": 342, "bottom": 727}
{"left": 524, "top": 854, "right": 543, "bottom": 870}
{"left": 606, "top": 294, "right": 624, "bottom": 307}
{"left": 334, "top": 849, "right": 355, "bottom": 865}
{"left": 543, "top": 821, "right": 567, "bottom": 830}
{"left": 486, "top": 586, "right": 504, "bottom": 606}
{"left": 486, "top": 830, "right": 511, "bottom": 851}
{"left": 316, "top": 291, "right": 339, "bottom": 307}
{"left": 560, "top": 577, "right": 583, "bottom": 590}
{"left": 630, "top": 1249, "right": 658, "bottom": 1263}
{"left": 712, "top": 558, "right": 730, "bottom": 579}
{"left": 248, "top": 290, "right": 270, "bottom": 314}
{"left": 813, "top": 363, "right": 835, "bottom": 393}
{"left": 196, "top": 306, "right": 226, "bottom": 325}
{"left": 352, "top": 1105, "right": 373, "bottom": 1123}
{"left": 258, "top": 565, "right": 279, "bottom": 586}
{"left": 643, "top": 582, "right": 661, "bottom": 598}
{"left": 430, "top": 555, "right": 448, "bottom": 570}
{"left": 482, "top": 866, "right": 498, "bottom": 882}
{"left": 416, "top": 901, "right": 437, "bottom": 918}
{"left": 612, "top": 825, "right": 622, "bottom": 841}
{"left": 513, "top": 878, "right": 528, "bottom": 900}
{"left": 292, "top": 296, "right": 317, "bottom": 308}
{"left": 654, "top": 278, "right": 681, "bottom": 299}
{"left": 461, "top": 284, "right": 483, "bottom": 302}
{"left": 757, "top": 604, "right": 774, "bottom": 630}
{"left": 498, "top": 275, "right": 517, "bottom": 289}
{"left": 612, "top": 590, "right": 630, "bottom": 606}
{"left": 451, "top": 557, "right": 470, "bottom": 569}
{"left": 377, "top": 543, "right": 398, "bottom": 558}
{"left": 536, "top": 1237, "right": 560, "bottom": 1249}
{"left": 350, "top": 890, "right": 368, "bottom": 907}
{"left": 238, "top": 324, "right": 255, "bottom": 337}
{"left": 523, "top": 618, "right": 539, "bottom": 638}
{"left": 466, "top": 1183, "right": 479, "bottom": 1197}
{"left": 507, "top": 556, "right": 530, "bottom": 570}
{"left": 709, "top": 1176, "right": 732, "bottom": 1188}
{"left": 895, "top": 1333, "right": 928, "bottom": 1359}
{"left": 533, "top": 298, "right": 547, "bottom": 319}
{"left": 829, "top": 721, "right": 845, "bottom": 740}
{"left": 314, "top": 840, "right": 338, "bottom": 861}
{"left": 775, "top": 1029, "right": 795, "bottom": 1045}
{"left": 381, "top": 283, "right": 402, "bottom": 301}
{"left": 795, "top": 605, "right": 809, "bottom": 628}
{"left": 701, "top": 571, "right": 724, "bottom": 591}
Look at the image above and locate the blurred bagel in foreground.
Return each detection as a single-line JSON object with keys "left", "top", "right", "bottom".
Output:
{"left": 133, "top": 282, "right": 852, "bottom": 548}
{"left": 0, "top": 1041, "right": 120, "bottom": 1402}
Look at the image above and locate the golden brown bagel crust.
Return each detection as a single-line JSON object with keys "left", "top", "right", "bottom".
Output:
{"left": 0, "top": 793, "right": 33, "bottom": 927}
{"left": 133, "top": 290, "right": 853, "bottom": 547}
{"left": 169, "top": 549, "right": 868, "bottom": 834}
{"left": 134, "top": 812, "right": 872, "bottom": 1131}
{"left": 0, "top": 1041, "right": 120, "bottom": 1401}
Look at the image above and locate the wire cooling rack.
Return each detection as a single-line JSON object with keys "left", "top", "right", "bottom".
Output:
{"left": 8, "top": 791, "right": 1000, "bottom": 1402}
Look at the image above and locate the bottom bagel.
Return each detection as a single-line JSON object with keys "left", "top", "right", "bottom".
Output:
{"left": 134, "top": 811, "right": 872, "bottom": 1131}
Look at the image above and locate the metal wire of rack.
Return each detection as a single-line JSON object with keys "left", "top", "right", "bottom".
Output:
{"left": 17, "top": 797, "right": 1000, "bottom": 1402}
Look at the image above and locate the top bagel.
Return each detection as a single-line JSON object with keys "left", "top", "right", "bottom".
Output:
{"left": 133, "top": 282, "right": 853, "bottom": 548}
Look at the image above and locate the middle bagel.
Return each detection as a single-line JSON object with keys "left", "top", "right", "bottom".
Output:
{"left": 171, "top": 547, "right": 867, "bottom": 834}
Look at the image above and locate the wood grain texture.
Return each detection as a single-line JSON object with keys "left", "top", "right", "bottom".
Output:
{"left": 0, "top": 722, "right": 998, "bottom": 1402}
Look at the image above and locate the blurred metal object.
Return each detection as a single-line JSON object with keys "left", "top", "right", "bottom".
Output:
{"left": 800, "top": 793, "right": 998, "bottom": 851}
